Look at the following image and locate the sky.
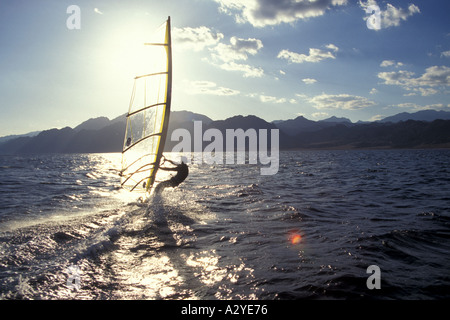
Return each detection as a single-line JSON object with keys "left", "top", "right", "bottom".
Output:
{"left": 0, "top": 0, "right": 449, "bottom": 136}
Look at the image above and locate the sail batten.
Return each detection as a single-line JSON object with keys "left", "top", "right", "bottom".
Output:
{"left": 120, "top": 17, "right": 172, "bottom": 193}
{"left": 122, "top": 132, "right": 162, "bottom": 154}
{"left": 135, "top": 71, "right": 168, "bottom": 80}
{"left": 127, "top": 103, "right": 167, "bottom": 117}
{"left": 144, "top": 43, "right": 169, "bottom": 46}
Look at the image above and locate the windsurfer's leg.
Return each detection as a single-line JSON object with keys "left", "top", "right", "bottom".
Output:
{"left": 154, "top": 179, "right": 179, "bottom": 193}
{"left": 154, "top": 181, "right": 170, "bottom": 194}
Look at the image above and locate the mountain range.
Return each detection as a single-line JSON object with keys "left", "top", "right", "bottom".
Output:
{"left": 1, "top": 109, "right": 450, "bottom": 154}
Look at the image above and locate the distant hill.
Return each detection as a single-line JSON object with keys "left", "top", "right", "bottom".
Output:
{"left": 74, "top": 116, "right": 111, "bottom": 132}
{"left": 379, "top": 110, "right": 450, "bottom": 123}
{"left": 0, "top": 110, "right": 214, "bottom": 155}
{"left": 0, "top": 131, "right": 41, "bottom": 145}
{"left": 272, "top": 116, "right": 319, "bottom": 136}
{"left": 170, "top": 110, "right": 213, "bottom": 125}
{"left": 319, "top": 116, "right": 352, "bottom": 123}
{"left": 291, "top": 120, "right": 450, "bottom": 149}
{"left": 1, "top": 109, "right": 450, "bottom": 154}
{"left": 165, "top": 114, "right": 283, "bottom": 151}
{"left": 273, "top": 115, "right": 353, "bottom": 136}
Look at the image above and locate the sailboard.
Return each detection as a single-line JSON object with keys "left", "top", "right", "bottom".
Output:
{"left": 120, "top": 17, "right": 172, "bottom": 193}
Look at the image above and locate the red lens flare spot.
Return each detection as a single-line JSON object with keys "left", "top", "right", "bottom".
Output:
{"left": 290, "top": 234, "right": 302, "bottom": 245}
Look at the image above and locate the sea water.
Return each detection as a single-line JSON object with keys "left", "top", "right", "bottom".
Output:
{"left": 0, "top": 150, "right": 449, "bottom": 299}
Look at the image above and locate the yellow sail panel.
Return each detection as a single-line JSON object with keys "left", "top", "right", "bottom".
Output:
{"left": 121, "top": 18, "right": 172, "bottom": 192}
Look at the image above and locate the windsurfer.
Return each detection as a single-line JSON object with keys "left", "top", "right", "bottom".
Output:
{"left": 154, "top": 156, "right": 189, "bottom": 194}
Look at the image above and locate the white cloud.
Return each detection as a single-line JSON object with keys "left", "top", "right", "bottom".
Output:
{"left": 441, "top": 51, "right": 450, "bottom": 58}
{"left": 392, "top": 103, "right": 450, "bottom": 111}
{"left": 312, "top": 112, "right": 329, "bottom": 119}
{"left": 309, "top": 93, "right": 376, "bottom": 110}
{"left": 359, "top": 1, "right": 420, "bottom": 29}
{"left": 380, "top": 60, "right": 394, "bottom": 67}
{"left": 278, "top": 44, "right": 338, "bottom": 64}
{"left": 230, "top": 37, "right": 263, "bottom": 55}
{"left": 377, "top": 70, "right": 415, "bottom": 86}
{"left": 415, "top": 87, "right": 439, "bottom": 96}
{"left": 369, "top": 88, "right": 378, "bottom": 95}
{"left": 173, "top": 26, "right": 224, "bottom": 51}
{"left": 260, "top": 95, "right": 286, "bottom": 103}
{"left": 380, "top": 60, "right": 403, "bottom": 68}
{"left": 325, "top": 44, "right": 339, "bottom": 52}
{"left": 211, "top": 37, "right": 263, "bottom": 62}
{"left": 414, "top": 66, "right": 450, "bottom": 87}
{"left": 370, "top": 114, "right": 385, "bottom": 121}
{"left": 216, "top": 61, "right": 264, "bottom": 78}
{"left": 295, "top": 93, "right": 308, "bottom": 99}
{"left": 174, "top": 27, "right": 264, "bottom": 78}
{"left": 394, "top": 102, "right": 420, "bottom": 109}
{"left": 208, "top": 36, "right": 264, "bottom": 77}
{"left": 185, "top": 80, "right": 240, "bottom": 96}
{"left": 302, "top": 78, "right": 317, "bottom": 84}
{"left": 212, "top": 43, "right": 249, "bottom": 62}
{"left": 378, "top": 65, "right": 450, "bottom": 96}
{"left": 382, "top": 3, "right": 420, "bottom": 28}
{"left": 215, "top": 0, "right": 348, "bottom": 27}
{"left": 94, "top": 8, "right": 103, "bottom": 15}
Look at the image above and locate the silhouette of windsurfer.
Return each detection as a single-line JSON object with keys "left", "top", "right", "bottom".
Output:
{"left": 154, "top": 156, "right": 189, "bottom": 194}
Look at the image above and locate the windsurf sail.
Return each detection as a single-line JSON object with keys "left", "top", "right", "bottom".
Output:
{"left": 120, "top": 17, "right": 172, "bottom": 193}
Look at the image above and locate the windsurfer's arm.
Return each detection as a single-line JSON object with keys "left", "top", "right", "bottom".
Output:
{"left": 165, "top": 159, "right": 178, "bottom": 165}
{"left": 159, "top": 166, "right": 178, "bottom": 171}
{"left": 159, "top": 156, "right": 177, "bottom": 171}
